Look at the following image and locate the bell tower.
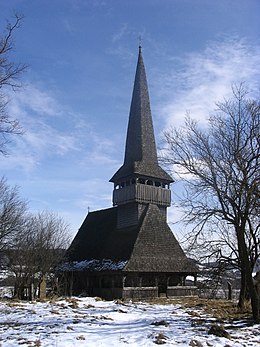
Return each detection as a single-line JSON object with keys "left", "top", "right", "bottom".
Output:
{"left": 110, "top": 47, "right": 173, "bottom": 228}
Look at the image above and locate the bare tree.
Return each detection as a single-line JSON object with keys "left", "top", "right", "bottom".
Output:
{"left": 0, "top": 13, "right": 26, "bottom": 155}
{"left": 9, "top": 211, "right": 71, "bottom": 300}
{"left": 0, "top": 176, "right": 27, "bottom": 251}
{"left": 163, "top": 85, "right": 260, "bottom": 322}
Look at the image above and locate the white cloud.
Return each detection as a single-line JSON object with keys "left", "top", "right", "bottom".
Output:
{"left": 111, "top": 23, "right": 129, "bottom": 43}
{"left": 109, "top": 24, "right": 148, "bottom": 62}
{"left": 1, "top": 126, "right": 78, "bottom": 174}
{"left": 3, "top": 80, "right": 121, "bottom": 182}
{"left": 15, "top": 84, "right": 62, "bottom": 117}
{"left": 3, "top": 84, "right": 81, "bottom": 172}
{"left": 25, "top": 122, "right": 78, "bottom": 155}
{"left": 73, "top": 126, "right": 121, "bottom": 168}
{"left": 155, "top": 36, "right": 260, "bottom": 236}
{"left": 158, "top": 37, "right": 260, "bottom": 129}
{"left": 73, "top": 178, "right": 112, "bottom": 210}
{"left": 1, "top": 150, "right": 38, "bottom": 173}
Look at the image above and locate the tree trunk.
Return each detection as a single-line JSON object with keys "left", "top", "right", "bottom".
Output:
{"left": 236, "top": 226, "right": 260, "bottom": 322}
{"left": 227, "top": 281, "right": 232, "bottom": 300}
{"left": 14, "top": 277, "right": 25, "bottom": 300}
{"left": 238, "top": 269, "right": 246, "bottom": 310}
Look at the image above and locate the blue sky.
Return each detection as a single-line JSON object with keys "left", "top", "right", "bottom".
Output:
{"left": 1, "top": 0, "right": 260, "bottom": 238}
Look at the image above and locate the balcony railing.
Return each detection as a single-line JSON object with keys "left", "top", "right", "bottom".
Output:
{"left": 113, "top": 183, "right": 171, "bottom": 206}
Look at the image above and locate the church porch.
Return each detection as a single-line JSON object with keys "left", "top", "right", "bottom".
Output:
{"left": 60, "top": 271, "right": 197, "bottom": 300}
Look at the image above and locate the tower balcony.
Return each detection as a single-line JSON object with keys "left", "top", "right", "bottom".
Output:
{"left": 113, "top": 183, "right": 171, "bottom": 207}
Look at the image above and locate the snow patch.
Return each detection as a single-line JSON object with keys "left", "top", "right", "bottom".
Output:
{"left": 0, "top": 297, "right": 259, "bottom": 346}
{"left": 59, "top": 259, "right": 128, "bottom": 271}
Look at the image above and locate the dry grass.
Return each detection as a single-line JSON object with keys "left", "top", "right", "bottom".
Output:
{"left": 145, "top": 297, "right": 252, "bottom": 321}
{"left": 65, "top": 297, "right": 79, "bottom": 309}
{"left": 1, "top": 295, "right": 252, "bottom": 322}
{"left": 153, "top": 332, "right": 169, "bottom": 344}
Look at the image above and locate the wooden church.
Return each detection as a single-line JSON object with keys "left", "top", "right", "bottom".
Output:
{"left": 60, "top": 47, "right": 198, "bottom": 299}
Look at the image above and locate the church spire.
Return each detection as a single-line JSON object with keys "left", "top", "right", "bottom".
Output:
{"left": 124, "top": 45, "right": 157, "bottom": 168}
{"left": 110, "top": 47, "right": 172, "bottom": 184}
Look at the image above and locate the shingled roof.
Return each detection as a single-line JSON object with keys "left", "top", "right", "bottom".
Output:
{"left": 110, "top": 47, "right": 173, "bottom": 183}
{"left": 125, "top": 204, "right": 197, "bottom": 273}
{"left": 65, "top": 207, "right": 139, "bottom": 263}
{"left": 64, "top": 204, "right": 197, "bottom": 273}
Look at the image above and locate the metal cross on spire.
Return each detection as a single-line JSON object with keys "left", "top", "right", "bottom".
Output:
{"left": 138, "top": 35, "right": 142, "bottom": 50}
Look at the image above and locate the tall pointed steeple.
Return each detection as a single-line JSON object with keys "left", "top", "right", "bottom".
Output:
{"left": 110, "top": 47, "right": 173, "bottom": 228}
{"left": 123, "top": 45, "right": 158, "bottom": 169}
{"left": 110, "top": 46, "right": 172, "bottom": 183}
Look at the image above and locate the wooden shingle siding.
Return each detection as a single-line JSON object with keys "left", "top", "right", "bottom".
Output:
{"left": 117, "top": 203, "right": 140, "bottom": 228}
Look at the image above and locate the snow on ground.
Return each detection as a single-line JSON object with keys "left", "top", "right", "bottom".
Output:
{"left": 0, "top": 297, "right": 259, "bottom": 346}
